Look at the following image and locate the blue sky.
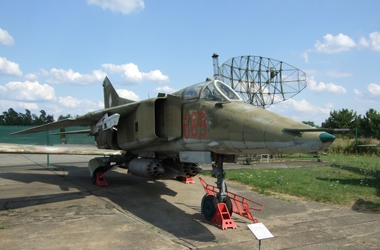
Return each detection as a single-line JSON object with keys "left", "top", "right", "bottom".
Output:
{"left": 0, "top": 0, "right": 379, "bottom": 125}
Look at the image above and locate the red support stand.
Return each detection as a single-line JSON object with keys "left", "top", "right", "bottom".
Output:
{"left": 199, "top": 177, "right": 264, "bottom": 226}
{"left": 95, "top": 172, "right": 108, "bottom": 187}
{"left": 176, "top": 176, "right": 195, "bottom": 184}
{"left": 211, "top": 203, "right": 237, "bottom": 230}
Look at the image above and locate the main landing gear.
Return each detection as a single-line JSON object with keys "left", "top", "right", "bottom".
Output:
{"left": 314, "top": 153, "right": 322, "bottom": 162}
{"left": 201, "top": 154, "right": 233, "bottom": 220}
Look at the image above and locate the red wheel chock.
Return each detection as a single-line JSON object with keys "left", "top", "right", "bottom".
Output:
{"left": 199, "top": 177, "right": 264, "bottom": 227}
{"left": 95, "top": 172, "right": 108, "bottom": 187}
{"left": 211, "top": 203, "right": 237, "bottom": 230}
{"left": 176, "top": 176, "right": 195, "bottom": 184}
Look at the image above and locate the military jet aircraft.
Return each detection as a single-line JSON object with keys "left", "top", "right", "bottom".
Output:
{"left": 0, "top": 76, "right": 342, "bottom": 221}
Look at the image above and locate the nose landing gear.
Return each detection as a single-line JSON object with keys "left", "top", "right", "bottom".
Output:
{"left": 200, "top": 154, "right": 264, "bottom": 229}
{"left": 201, "top": 154, "right": 232, "bottom": 221}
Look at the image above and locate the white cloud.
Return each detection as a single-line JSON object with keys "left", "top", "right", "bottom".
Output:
{"left": 304, "top": 32, "right": 380, "bottom": 61}
{"left": 40, "top": 68, "right": 106, "bottom": 84}
{"left": 87, "top": 0, "right": 144, "bottom": 14}
{"left": 307, "top": 77, "right": 346, "bottom": 94}
{"left": 24, "top": 73, "right": 39, "bottom": 81}
{"left": 353, "top": 83, "right": 380, "bottom": 101}
{"left": 97, "top": 101, "right": 104, "bottom": 109}
{"left": 359, "top": 31, "right": 380, "bottom": 52}
{"left": 0, "top": 99, "right": 39, "bottom": 111}
{"left": 303, "top": 33, "right": 356, "bottom": 62}
{"left": 354, "top": 89, "right": 361, "bottom": 96}
{"left": 116, "top": 89, "right": 140, "bottom": 101}
{"left": 0, "top": 57, "right": 22, "bottom": 76}
{"left": 1, "top": 81, "right": 56, "bottom": 101}
{"left": 35, "top": 63, "right": 169, "bottom": 86}
{"left": 46, "top": 97, "right": 101, "bottom": 118}
{"left": 314, "top": 33, "right": 356, "bottom": 54}
{"left": 325, "top": 70, "right": 352, "bottom": 78}
{"left": 268, "top": 98, "right": 331, "bottom": 125}
{"left": 0, "top": 28, "right": 14, "bottom": 45}
{"left": 289, "top": 99, "right": 330, "bottom": 114}
{"left": 58, "top": 96, "right": 97, "bottom": 108}
{"left": 102, "top": 63, "right": 142, "bottom": 82}
{"left": 102, "top": 63, "right": 169, "bottom": 83}
{"left": 154, "top": 86, "right": 177, "bottom": 93}
{"left": 302, "top": 51, "right": 309, "bottom": 63}
{"left": 144, "top": 70, "right": 170, "bottom": 82}
{"left": 367, "top": 83, "right": 380, "bottom": 96}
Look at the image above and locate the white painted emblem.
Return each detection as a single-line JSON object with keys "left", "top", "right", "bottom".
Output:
{"left": 108, "top": 94, "right": 112, "bottom": 107}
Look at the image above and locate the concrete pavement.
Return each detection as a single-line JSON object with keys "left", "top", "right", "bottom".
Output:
{"left": 0, "top": 154, "right": 379, "bottom": 249}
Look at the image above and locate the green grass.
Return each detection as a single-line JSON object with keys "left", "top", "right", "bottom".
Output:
{"left": 223, "top": 154, "right": 380, "bottom": 211}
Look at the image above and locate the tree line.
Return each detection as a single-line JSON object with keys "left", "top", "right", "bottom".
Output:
{"left": 1, "top": 107, "right": 380, "bottom": 139}
{"left": 303, "top": 108, "right": 380, "bottom": 139}
{"left": 0, "top": 108, "right": 70, "bottom": 126}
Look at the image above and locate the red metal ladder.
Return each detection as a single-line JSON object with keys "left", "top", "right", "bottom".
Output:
{"left": 199, "top": 177, "right": 264, "bottom": 228}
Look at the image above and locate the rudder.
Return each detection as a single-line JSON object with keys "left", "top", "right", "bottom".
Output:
{"left": 103, "top": 76, "right": 135, "bottom": 108}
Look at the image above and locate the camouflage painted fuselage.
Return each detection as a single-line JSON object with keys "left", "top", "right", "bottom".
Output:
{"left": 117, "top": 80, "right": 334, "bottom": 158}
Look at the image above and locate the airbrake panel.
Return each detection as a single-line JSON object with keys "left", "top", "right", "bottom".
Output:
{"left": 155, "top": 94, "right": 181, "bottom": 140}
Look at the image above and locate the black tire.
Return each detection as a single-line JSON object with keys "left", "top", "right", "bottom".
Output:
{"left": 201, "top": 195, "right": 218, "bottom": 221}
{"left": 224, "top": 196, "right": 233, "bottom": 216}
{"left": 91, "top": 169, "right": 99, "bottom": 184}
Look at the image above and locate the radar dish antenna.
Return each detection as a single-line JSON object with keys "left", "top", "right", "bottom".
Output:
{"left": 212, "top": 54, "right": 307, "bottom": 108}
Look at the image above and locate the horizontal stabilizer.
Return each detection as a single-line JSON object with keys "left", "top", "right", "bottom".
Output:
{"left": 49, "top": 129, "right": 91, "bottom": 135}
{"left": 12, "top": 117, "right": 96, "bottom": 135}
{"left": 11, "top": 102, "right": 140, "bottom": 135}
{"left": 0, "top": 143, "right": 125, "bottom": 155}
{"left": 283, "top": 128, "right": 350, "bottom": 136}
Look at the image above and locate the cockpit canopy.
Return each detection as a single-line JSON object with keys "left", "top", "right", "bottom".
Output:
{"left": 174, "top": 80, "right": 242, "bottom": 103}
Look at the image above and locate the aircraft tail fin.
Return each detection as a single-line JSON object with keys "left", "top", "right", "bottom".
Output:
{"left": 103, "top": 76, "right": 135, "bottom": 108}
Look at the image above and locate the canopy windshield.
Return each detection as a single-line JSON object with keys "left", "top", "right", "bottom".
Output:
{"left": 181, "top": 80, "right": 241, "bottom": 102}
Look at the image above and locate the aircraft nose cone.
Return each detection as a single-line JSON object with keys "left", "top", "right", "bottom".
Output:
{"left": 319, "top": 132, "right": 336, "bottom": 143}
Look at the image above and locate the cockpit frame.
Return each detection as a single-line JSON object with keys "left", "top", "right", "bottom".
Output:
{"left": 177, "top": 80, "right": 242, "bottom": 103}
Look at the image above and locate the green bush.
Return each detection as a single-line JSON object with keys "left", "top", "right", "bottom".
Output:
{"left": 328, "top": 138, "right": 380, "bottom": 155}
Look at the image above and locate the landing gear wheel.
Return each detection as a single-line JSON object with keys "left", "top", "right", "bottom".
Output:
{"left": 91, "top": 169, "right": 99, "bottom": 184}
{"left": 224, "top": 196, "right": 233, "bottom": 216}
{"left": 201, "top": 195, "right": 218, "bottom": 221}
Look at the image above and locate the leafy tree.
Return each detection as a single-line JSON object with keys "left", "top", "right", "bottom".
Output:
{"left": 302, "top": 121, "right": 320, "bottom": 128}
{"left": 58, "top": 114, "right": 71, "bottom": 121}
{"left": 358, "top": 108, "right": 380, "bottom": 139}
{"left": 32, "top": 110, "right": 54, "bottom": 125}
{"left": 0, "top": 109, "right": 54, "bottom": 125}
{"left": 322, "top": 109, "right": 358, "bottom": 137}
{"left": 18, "top": 109, "right": 33, "bottom": 125}
{"left": 2, "top": 108, "right": 21, "bottom": 125}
